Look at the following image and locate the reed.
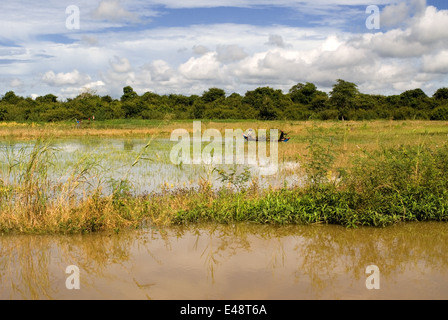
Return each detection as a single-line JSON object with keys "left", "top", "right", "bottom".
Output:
{"left": 0, "top": 121, "right": 448, "bottom": 234}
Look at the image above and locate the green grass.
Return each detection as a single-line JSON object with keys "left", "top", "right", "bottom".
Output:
{"left": 0, "top": 120, "right": 448, "bottom": 234}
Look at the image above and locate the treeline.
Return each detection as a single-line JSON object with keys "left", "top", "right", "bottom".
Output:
{"left": 1, "top": 79, "right": 448, "bottom": 122}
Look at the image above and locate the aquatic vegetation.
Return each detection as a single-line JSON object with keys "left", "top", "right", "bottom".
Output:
{"left": 0, "top": 121, "right": 447, "bottom": 234}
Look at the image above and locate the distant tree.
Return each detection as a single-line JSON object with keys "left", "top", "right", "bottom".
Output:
{"left": 121, "top": 86, "right": 138, "bottom": 102}
{"left": 101, "top": 95, "right": 113, "bottom": 103}
{"left": 289, "top": 82, "right": 317, "bottom": 105}
{"left": 434, "top": 88, "right": 448, "bottom": 101}
{"left": 431, "top": 105, "right": 448, "bottom": 120}
{"left": 36, "top": 94, "right": 58, "bottom": 104}
{"left": 243, "top": 87, "right": 283, "bottom": 120}
{"left": 202, "top": 88, "right": 226, "bottom": 103}
{"left": 141, "top": 92, "right": 160, "bottom": 104}
{"left": 2, "top": 91, "right": 21, "bottom": 104}
{"left": 400, "top": 88, "right": 431, "bottom": 110}
{"left": 329, "top": 80, "right": 359, "bottom": 108}
{"left": 225, "top": 92, "right": 243, "bottom": 109}
{"left": 329, "top": 79, "right": 360, "bottom": 119}
{"left": 192, "top": 99, "right": 205, "bottom": 119}
{"left": 309, "top": 93, "right": 329, "bottom": 111}
{"left": 400, "top": 88, "right": 427, "bottom": 100}
{"left": 0, "top": 105, "right": 8, "bottom": 120}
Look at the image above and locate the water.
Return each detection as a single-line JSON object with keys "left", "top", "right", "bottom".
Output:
{"left": 1, "top": 222, "right": 447, "bottom": 300}
{"left": 1, "top": 138, "right": 447, "bottom": 300}
{"left": 0, "top": 137, "right": 304, "bottom": 196}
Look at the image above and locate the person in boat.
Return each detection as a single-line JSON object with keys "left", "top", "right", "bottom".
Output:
{"left": 243, "top": 130, "right": 290, "bottom": 142}
{"left": 243, "top": 133, "right": 257, "bottom": 141}
{"left": 278, "top": 130, "right": 290, "bottom": 142}
{"left": 243, "top": 129, "right": 256, "bottom": 141}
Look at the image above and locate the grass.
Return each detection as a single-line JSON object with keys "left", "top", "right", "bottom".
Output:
{"left": 0, "top": 120, "right": 448, "bottom": 234}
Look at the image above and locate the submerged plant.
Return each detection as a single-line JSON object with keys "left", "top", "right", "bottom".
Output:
{"left": 213, "top": 165, "right": 252, "bottom": 191}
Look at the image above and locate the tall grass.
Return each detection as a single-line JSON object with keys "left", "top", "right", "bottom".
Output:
{"left": 174, "top": 142, "right": 448, "bottom": 227}
{"left": 0, "top": 129, "right": 447, "bottom": 234}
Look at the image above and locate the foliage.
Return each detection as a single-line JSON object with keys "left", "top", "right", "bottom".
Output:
{"left": 213, "top": 165, "right": 252, "bottom": 191}
{"left": 1, "top": 80, "right": 448, "bottom": 122}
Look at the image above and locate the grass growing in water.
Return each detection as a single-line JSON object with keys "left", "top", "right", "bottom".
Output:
{"left": 0, "top": 128, "right": 448, "bottom": 234}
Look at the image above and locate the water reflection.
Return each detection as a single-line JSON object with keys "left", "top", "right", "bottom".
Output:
{"left": 1, "top": 222, "right": 448, "bottom": 300}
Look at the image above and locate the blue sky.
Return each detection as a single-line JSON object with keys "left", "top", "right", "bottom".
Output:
{"left": 1, "top": 0, "right": 448, "bottom": 99}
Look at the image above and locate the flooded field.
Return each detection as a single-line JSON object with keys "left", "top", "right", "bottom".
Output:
{"left": 1, "top": 222, "right": 447, "bottom": 300}
{"left": 0, "top": 137, "right": 302, "bottom": 196}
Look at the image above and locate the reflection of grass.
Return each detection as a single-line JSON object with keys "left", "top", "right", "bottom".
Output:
{"left": 2, "top": 222, "right": 447, "bottom": 299}
{"left": 1, "top": 120, "right": 448, "bottom": 234}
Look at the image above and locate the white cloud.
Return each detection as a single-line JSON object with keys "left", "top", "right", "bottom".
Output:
{"left": 178, "top": 52, "right": 222, "bottom": 81}
{"left": 110, "top": 56, "right": 132, "bottom": 73}
{"left": 422, "top": 51, "right": 448, "bottom": 74}
{"left": 410, "top": 5, "right": 448, "bottom": 44}
{"left": 92, "top": 0, "right": 139, "bottom": 22}
{"left": 216, "top": 44, "right": 248, "bottom": 62}
{"left": 381, "top": 2, "right": 410, "bottom": 27}
{"left": 42, "top": 70, "right": 92, "bottom": 87}
{"left": 192, "top": 45, "right": 210, "bottom": 56}
{"left": 40, "top": 69, "right": 106, "bottom": 98}
{"left": 145, "top": 60, "right": 175, "bottom": 81}
{"left": 265, "top": 34, "right": 290, "bottom": 48}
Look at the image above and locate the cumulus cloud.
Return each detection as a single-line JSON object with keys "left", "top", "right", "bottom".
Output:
{"left": 381, "top": 2, "right": 410, "bottom": 27}
{"left": 410, "top": 5, "right": 448, "bottom": 44}
{"left": 192, "top": 45, "right": 210, "bottom": 56}
{"left": 92, "top": 0, "right": 139, "bottom": 22}
{"left": 145, "top": 59, "right": 175, "bottom": 81}
{"left": 41, "top": 69, "right": 105, "bottom": 98}
{"left": 178, "top": 52, "right": 222, "bottom": 81}
{"left": 265, "top": 34, "right": 290, "bottom": 48}
{"left": 216, "top": 44, "right": 248, "bottom": 62}
{"left": 422, "top": 51, "right": 448, "bottom": 74}
{"left": 110, "top": 56, "right": 132, "bottom": 73}
{"left": 42, "top": 70, "right": 92, "bottom": 87}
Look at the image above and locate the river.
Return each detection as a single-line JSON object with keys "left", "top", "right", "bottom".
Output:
{"left": 1, "top": 222, "right": 447, "bottom": 300}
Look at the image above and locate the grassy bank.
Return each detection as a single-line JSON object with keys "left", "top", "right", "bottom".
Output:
{"left": 0, "top": 122, "right": 447, "bottom": 234}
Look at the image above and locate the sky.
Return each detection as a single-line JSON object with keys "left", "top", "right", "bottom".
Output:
{"left": 1, "top": 0, "right": 448, "bottom": 100}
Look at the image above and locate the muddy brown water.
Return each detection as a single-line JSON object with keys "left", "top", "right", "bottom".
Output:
{"left": 1, "top": 222, "right": 447, "bottom": 300}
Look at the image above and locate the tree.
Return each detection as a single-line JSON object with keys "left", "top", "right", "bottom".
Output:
{"left": 202, "top": 88, "right": 226, "bottom": 103}
{"left": 399, "top": 88, "right": 430, "bottom": 110}
{"left": 329, "top": 79, "right": 360, "bottom": 119}
{"left": 309, "top": 93, "right": 329, "bottom": 111}
{"left": 192, "top": 99, "right": 205, "bottom": 119}
{"left": 289, "top": 82, "right": 317, "bottom": 105}
{"left": 243, "top": 87, "right": 283, "bottom": 120}
{"left": 434, "top": 88, "right": 448, "bottom": 101}
{"left": 101, "top": 95, "right": 113, "bottom": 103}
{"left": 121, "top": 86, "right": 138, "bottom": 102}
{"left": 431, "top": 105, "right": 448, "bottom": 120}
{"left": 2, "top": 91, "right": 21, "bottom": 104}
{"left": 36, "top": 94, "right": 58, "bottom": 104}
